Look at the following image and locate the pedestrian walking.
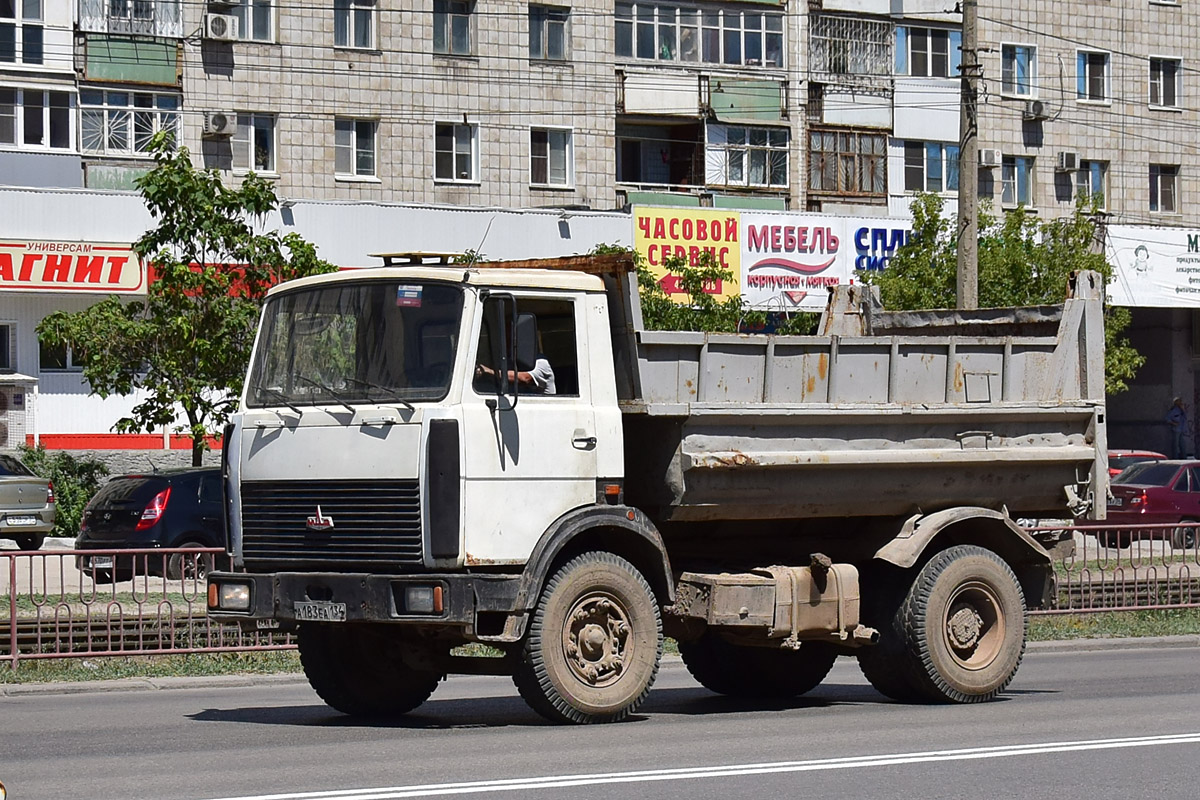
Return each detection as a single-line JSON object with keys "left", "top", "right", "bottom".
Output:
{"left": 1166, "top": 397, "right": 1189, "bottom": 459}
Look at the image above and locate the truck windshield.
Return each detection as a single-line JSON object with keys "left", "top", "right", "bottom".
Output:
{"left": 247, "top": 281, "right": 463, "bottom": 408}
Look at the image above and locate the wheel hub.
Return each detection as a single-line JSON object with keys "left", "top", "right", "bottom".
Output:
{"left": 563, "top": 594, "right": 629, "bottom": 686}
{"left": 947, "top": 604, "right": 983, "bottom": 650}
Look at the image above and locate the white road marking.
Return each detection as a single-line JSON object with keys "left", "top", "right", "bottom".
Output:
{"left": 207, "top": 732, "right": 1200, "bottom": 800}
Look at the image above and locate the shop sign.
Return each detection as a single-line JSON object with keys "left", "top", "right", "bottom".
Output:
{"left": 633, "top": 207, "right": 741, "bottom": 302}
{"left": 0, "top": 240, "right": 144, "bottom": 294}
{"left": 1108, "top": 226, "right": 1200, "bottom": 307}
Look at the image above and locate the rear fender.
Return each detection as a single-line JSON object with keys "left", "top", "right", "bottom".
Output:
{"left": 874, "top": 507, "right": 1054, "bottom": 607}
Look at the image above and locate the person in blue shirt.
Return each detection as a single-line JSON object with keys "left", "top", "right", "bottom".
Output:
{"left": 1166, "top": 397, "right": 1189, "bottom": 459}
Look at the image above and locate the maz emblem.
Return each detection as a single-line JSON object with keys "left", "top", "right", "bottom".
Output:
{"left": 306, "top": 506, "right": 335, "bottom": 531}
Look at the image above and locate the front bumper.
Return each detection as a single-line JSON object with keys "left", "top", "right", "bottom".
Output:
{"left": 207, "top": 571, "right": 523, "bottom": 634}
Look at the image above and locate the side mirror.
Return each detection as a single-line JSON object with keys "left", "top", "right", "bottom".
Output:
{"left": 485, "top": 295, "right": 513, "bottom": 396}
{"left": 515, "top": 313, "right": 537, "bottom": 372}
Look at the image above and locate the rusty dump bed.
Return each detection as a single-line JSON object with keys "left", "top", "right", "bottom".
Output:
{"left": 612, "top": 270, "right": 1108, "bottom": 524}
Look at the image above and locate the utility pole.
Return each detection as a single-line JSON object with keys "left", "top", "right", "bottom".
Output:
{"left": 956, "top": 0, "right": 980, "bottom": 310}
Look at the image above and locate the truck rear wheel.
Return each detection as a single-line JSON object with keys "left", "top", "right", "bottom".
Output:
{"left": 679, "top": 633, "right": 837, "bottom": 698}
{"left": 513, "top": 551, "right": 662, "bottom": 724}
{"left": 298, "top": 623, "right": 442, "bottom": 718}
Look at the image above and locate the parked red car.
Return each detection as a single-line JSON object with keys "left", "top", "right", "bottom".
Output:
{"left": 1107, "top": 449, "right": 1166, "bottom": 478}
{"left": 1097, "top": 460, "right": 1200, "bottom": 548}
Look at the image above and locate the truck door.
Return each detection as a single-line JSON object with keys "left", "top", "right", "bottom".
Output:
{"left": 460, "top": 293, "right": 597, "bottom": 563}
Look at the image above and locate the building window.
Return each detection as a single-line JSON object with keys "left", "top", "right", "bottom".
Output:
{"left": 530, "top": 127, "right": 571, "bottom": 187}
{"left": 39, "top": 341, "right": 82, "bottom": 372}
{"left": 1076, "top": 51, "right": 1110, "bottom": 102}
{"left": 895, "top": 26, "right": 962, "bottom": 78}
{"left": 232, "top": 113, "right": 275, "bottom": 173}
{"left": 616, "top": 3, "right": 784, "bottom": 68}
{"left": 707, "top": 124, "right": 788, "bottom": 188}
{"left": 808, "top": 129, "right": 886, "bottom": 195}
{"left": 434, "top": 0, "right": 472, "bottom": 56}
{"left": 335, "top": 0, "right": 374, "bottom": 49}
{"left": 530, "top": 5, "right": 567, "bottom": 60}
{"left": 903, "top": 141, "right": 960, "bottom": 193}
{"left": 0, "top": 0, "right": 43, "bottom": 65}
{"left": 1075, "top": 160, "right": 1108, "bottom": 208}
{"left": 334, "top": 118, "right": 376, "bottom": 177}
{"left": 1150, "top": 58, "right": 1181, "bottom": 108}
{"left": 80, "top": 90, "right": 179, "bottom": 156}
{"left": 1001, "top": 44, "right": 1036, "bottom": 97}
{"left": 435, "top": 122, "right": 476, "bottom": 182}
{"left": 810, "top": 15, "right": 890, "bottom": 77}
{"left": 1150, "top": 164, "right": 1179, "bottom": 213}
{"left": 0, "top": 87, "right": 71, "bottom": 150}
{"left": 1001, "top": 155, "right": 1034, "bottom": 206}
{"left": 229, "top": 0, "right": 272, "bottom": 42}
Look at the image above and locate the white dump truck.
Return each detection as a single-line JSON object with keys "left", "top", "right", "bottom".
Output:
{"left": 207, "top": 253, "right": 1107, "bottom": 723}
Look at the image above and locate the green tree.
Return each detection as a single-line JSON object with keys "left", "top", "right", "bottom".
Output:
{"left": 18, "top": 444, "right": 108, "bottom": 539}
{"left": 864, "top": 193, "right": 1143, "bottom": 394}
{"left": 37, "top": 134, "right": 336, "bottom": 466}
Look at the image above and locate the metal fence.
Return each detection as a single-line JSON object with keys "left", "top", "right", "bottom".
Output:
{"left": 2, "top": 546, "right": 292, "bottom": 670}
{"left": 4, "top": 524, "right": 1200, "bottom": 669}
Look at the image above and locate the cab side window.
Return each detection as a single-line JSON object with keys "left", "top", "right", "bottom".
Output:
{"left": 472, "top": 297, "right": 579, "bottom": 397}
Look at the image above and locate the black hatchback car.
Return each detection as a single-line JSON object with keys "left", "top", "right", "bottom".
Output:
{"left": 75, "top": 468, "right": 225, "bottom": 580}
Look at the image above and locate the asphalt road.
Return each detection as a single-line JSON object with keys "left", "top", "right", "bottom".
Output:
{"left": 4, "top": 644, "right": 1200, "bottom": 800}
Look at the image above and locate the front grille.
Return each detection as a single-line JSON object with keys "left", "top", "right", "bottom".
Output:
{"left": 240, "top": 480, "right": 422, "bottom": 571}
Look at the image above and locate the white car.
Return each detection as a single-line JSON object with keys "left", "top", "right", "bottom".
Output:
{"left": 0, "top": 454, "right": 56, "bottom": 550}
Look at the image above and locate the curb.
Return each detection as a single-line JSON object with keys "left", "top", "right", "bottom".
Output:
{"left": 3, "top": 636, "right": 1197, "bottom": 697}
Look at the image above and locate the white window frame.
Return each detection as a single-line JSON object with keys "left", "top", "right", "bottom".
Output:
{"left": 1150, "top": 163, "right": 1179, "bottom": 214}
{"left": 232, "top": 112, "right": 276, "bottom": 174}
{"left": 0, "top": 0, "right": 43, "bottom": 66}
{"left": 0, "top": 85, "right": 74, "bottom": 151}
{"left": 903, "top": 141, "right": 960, "bottom": 194}
{"left": 39, "top": 340, "right": 83, "bottom": 373}
{"left": 529, "top": 4, "right": 568, "bottom": 61}
{"left": 334, "top": 117, "right": 377, "bottom": 179}
{"left": 1076, "top": 50, "right": 1111, "bottom": 104}
{"left": 1000, "top": 43, "right": 1037, "bottom": 98}
{"left": 434, "top": 121, "right": 478, "bottom": 183}
{"left": 80, "top": 89, "right": 180, "bottom": 157}
{"left": 1001, "top": 155, "right": 1035, "bottom": 207}
{"left": 616, "top": 3, "right": 785, "bottom": 68}
{"left": 1075, "top": 160, "right": 1108, "bottom": 210}
{"left": 895, "top": 26, "right": 961, "bottom": 78}
{"left": 335, "top": 0, "right": 375, "bottom": 49}
{"left": 433, "top": 0, "right": 473, "bottom": 56}
{"left": 229, "top": 0, "right": 273, "bottom": 43}
{"left": 708, "top": 123, "right": 789, "bottom": 189}
{"left": 1149, "top": 56, "right": 1182, "bottom": 110}
{"left": 529, "top": 126, "right": 573, "bottom": 188}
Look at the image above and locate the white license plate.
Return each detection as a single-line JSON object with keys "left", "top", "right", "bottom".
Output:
{"left": 294, "top": 601, "right": 346, "bottom": 622}
{"left": 6, "top": 515, "right": 37, "bottom": 526}
{"left": 255, "top": 619, "right": 281, "bottom": 630}
{"left": 1109, "top": 498, "right": 1123, "bottom": 507}
{"left": 91, "top": 556, "right": 114, "bottom": 568}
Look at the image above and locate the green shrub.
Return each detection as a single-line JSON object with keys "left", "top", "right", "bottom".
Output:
{"left": 17, "top": 444, "right": 109, "bottom": 539}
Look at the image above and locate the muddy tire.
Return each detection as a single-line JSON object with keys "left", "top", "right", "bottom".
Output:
{"left": 899, "top": 545, "right": 1027, "bottom": 703}
{"left": 1171, "top": 522, "right": 1198, "bottom": 551}
{"left": 679, "top": 633, "right": 837, "bottom": 698}
{"left": 513, "top": 551, "right": 662, "bottom": 724}
{"left": 298, "top": 623, "right": 442, "bottom": 718}
{"left": 857, "top": 576, "right": 928, "bottom": 702}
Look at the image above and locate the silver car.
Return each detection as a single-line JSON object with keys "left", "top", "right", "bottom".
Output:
{"left": 0, "top": 454, "right": 55, "bottom": 550}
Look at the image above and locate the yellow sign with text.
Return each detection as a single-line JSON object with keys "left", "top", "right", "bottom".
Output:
{"left": 633, "top": 206, "right": 741, "bottom": 302}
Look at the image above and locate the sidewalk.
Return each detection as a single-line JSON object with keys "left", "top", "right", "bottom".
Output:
{"left": 4, "top": 636, "right": 1199, "bottom": 697}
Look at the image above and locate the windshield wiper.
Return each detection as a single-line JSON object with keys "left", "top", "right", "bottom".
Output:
{"left": 294, "top": 375, "right": 356, "bottom": 414}
{"left": 253, "top": 384, "right": 303, "bottom": 415}
{"left": 343, "top": 377, "right": 415, "bottom": 411}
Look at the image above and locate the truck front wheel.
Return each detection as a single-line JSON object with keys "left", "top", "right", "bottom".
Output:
{"left": 861, "top": 545, "right": 1027, "bottom": 704}
{"left": 298, "top": 623, "right": 442, "bottom": 718}
{"left": 513, "top": 551, "right": 662, "bottom": 724}
{"left": 679, "top": 633, "right": 837, "bottom": 698}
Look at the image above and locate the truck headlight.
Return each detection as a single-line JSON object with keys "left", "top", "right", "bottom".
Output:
{"left": 403, "top": 585, "right": 443, "bottom": 614}
{"left": 209, "top": 581, "right": 252, "bottom": 611}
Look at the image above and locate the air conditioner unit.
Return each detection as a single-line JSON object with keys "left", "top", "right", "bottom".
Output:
{"left": 203, "top": 13, "right": 239, "bottom": 41}
{"left": 978, "top": 148, "right": 1003, "bottom": 168}
{"left": 1023, "top": 99, "right": 1049, "bottom": 121}
{"left": 1056, "top": 151, "right": 1079, "bottom": 172}
{"left": 202, "top": 111, "right": 238, "bottom": 137}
